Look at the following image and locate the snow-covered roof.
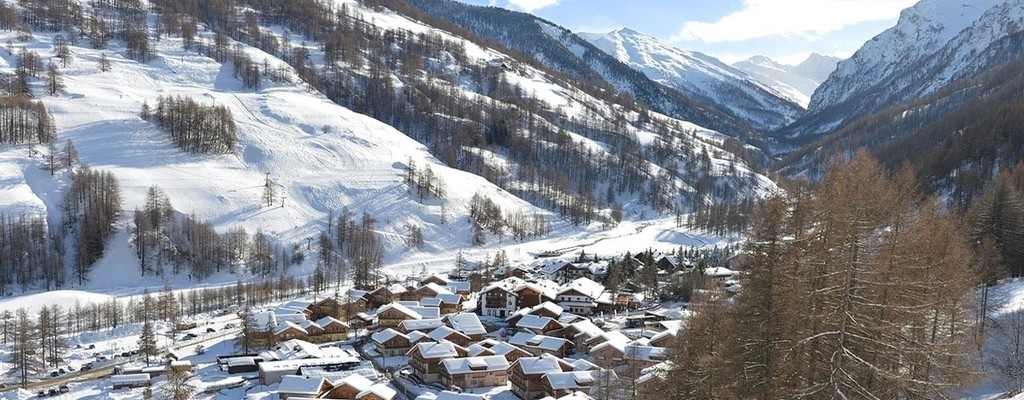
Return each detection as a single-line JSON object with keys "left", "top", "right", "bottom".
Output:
{"left": 645, "top": 307, "right": 687, "bottom": 320}
{"left": 275, "top": 321, "right": 308, "bottom": 335}
{"left": 435, "top": 293, "right": 463, "bottom": 305}
{"left": 557, "top": 278, "right": 605, "bottom": 299}
{"left": 428, "top": 326, "right": 470, "bottom": 342}
{"left": 388, "top": 283, "right": 409, "bottom": 294}
{"left": 509, "top": 332, "right": 570, "bottom": 351}
{"left": 572, "top": 262, "right": 608, "bottom": 275}
{"left": 333, "top": 373, "right": 373, "bottom": 392}
{"left": 513, "top": 354, "right": 570, "bottom": 375}
{"left": 419, "top": 282, "right": 455, "bottom": 296}
{"left": 568, "top": 320, "right": 604, "bottom": 340}
{"left": 377, "top": 303, "right": 422, "bottom": 320}
{"left": 416, "top": 391, "right": 488, "bottom": 400}
{"left": 482, "top": 277, "right": 527, "bottom": 293}
{"left": 371, "top": 328, "right": 407, "bottom": 344}
{"left": 278, "top": 375, "right": 326, "bottom": 395}
{"left": 315, "top": 316, "right": 349, "bottom": 328}
{"left": 542, "top": 392, "right": 596, "bottom": 400}
{"left": 422, "top": 273, "right": 451, "bottom": 284}
{"left": 399, "top": 317, "right": 445, "bottom": 332}
{"left": 515, "top": 314, "right": 560, "bottom": 331}
{"left": 568, "top": 358, "right": 599, "bottom": 371}
{"left": 623, "top": 344, "right": 667, "bottom": 361}
{"left": 420, "top": 297, "right": 443, "bottom": 307}
{"left": 350, "top": 289, "right": 371, "bottom": 301}
{"left": 445, "top": 281, "right": 472, "bottom": 294}
{"left": 445, "top": 313, "right": 486, "bottom": 336}
{"left": 544, "top": 371, "right": 598, "bottom": 391}
{"left": 407, "top": 330, "right": 430, "bottom": 343}
{"left": 704, "top": 267, "right": 736, "bottom": 277}
{"left": 407, "top": 306, "right": 441, "bottom": 319}
{"left": 111, "top": 374, "right": 151, "bottom": 384}
{"left": 410, "top": 341, "right": 464, "bottom": 359}
{"left": 441, "top": 355, "right": 510, "bottom": 375}
{"left": 170, "top": 360, "right": 192, "bottom": 368}
{"left": 649, "top": 328, "right": 679, "bottom": 345}
{"left": 252, "top": 310, "right": 277, "bottom": 328}
{"left": 226, "top": 357, "right": 257, "bottom": 367}
{"left": 299, "top": 320, "right": 323, "bottom": 332}
{"left": 264, "top": 339, "right": 348, "bottom": 361}
{"left": 359, "top": 383, "right": 397, "bottom": 400}
{"left": 540, "top": 261, "right": 571, "bottom": 275}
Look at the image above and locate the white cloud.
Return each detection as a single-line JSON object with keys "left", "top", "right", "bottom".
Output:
{"left": 671, "top": 0, "right": 916, "bottom": 43}
{"left": 506, "top": 0, "right": 561, "bottom": 13}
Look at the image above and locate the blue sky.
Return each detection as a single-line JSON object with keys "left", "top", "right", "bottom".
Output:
{"left": 455, "top": 0, "right": 917, "bottom": 65}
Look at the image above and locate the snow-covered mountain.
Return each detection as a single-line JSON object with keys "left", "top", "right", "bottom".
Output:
{"left": 732, "top": 54, "right": 841, "bottom": 108}
{"left": 784, "top": 0, "right": 1024, "bottom": 137}
{"left": 580, "top": 28, "right": 803, "bottom": 130}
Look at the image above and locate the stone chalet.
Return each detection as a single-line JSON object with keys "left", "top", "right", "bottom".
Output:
{"left": 439, "top": 355, "right": 510, "bottom": 390}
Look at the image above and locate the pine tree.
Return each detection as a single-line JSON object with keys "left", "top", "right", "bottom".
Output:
{"left": 98, "top": 52, "right": 111, "bottom": 72}
{"left": 138, "top": 320, "right": 158, "bottom": 365}
{"left": 45, "top": 62, "right": 64, "bottom": 96}
{"left": 164, "top": 367, "right": 194, "bottom": 400}
{"left": 262, "top": 173, "right": 276, "bottom": 207}
{"left": 11, "top": 309, "right": 40, "bottom": 388}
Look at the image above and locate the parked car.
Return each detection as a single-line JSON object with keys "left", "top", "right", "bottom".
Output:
{"left": 206, "top": 327, "right": 216, "bottom": 333}
{"left": 36, "top": 390, "right": 45, "bottom": 398}
{"left": 50, "top": 371, "right": 59, "bottom": 377}
{"left": 224, "top": 323, "right": 235, "bottom": 329}
{"left": 58, "top": 385, "right": 69, "bottom": 393}
{"left": 120, "top": 352, "right": 130, "bottom": 358}
{"left": 47, "top": 388, "right": 58, "bottom": 396}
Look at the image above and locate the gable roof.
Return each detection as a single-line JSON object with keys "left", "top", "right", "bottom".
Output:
{"left": 377, "top": 303, "right": 421, "bottom": 320}
{"left": 440, "top": 355, "right": 510, "bottom": 375}
{"left": 515, "top": 315, "right": 562, "bottom": 331}
{"left": 399, "top": 317, "right": 445, "bottom": 332}
{"left": 315, "top": 316, "right": 349, "bottom": 329}
{"left": 358, "top": 383, "right": 397, "bottom": 400}
{"left": 371, "top": 328, "right": 407, "bottom": 344}
{"left": 333, "top": 373, "right": 374, "bottom": 392}
{"left": 557, "top": 278, "right": 605, "bottom": 299}
{"left": 428, "top": 326, "right": 471, "bottom": 342}
{"left": 511, "top": 354, "right": 571, "bottom": 375}
{"left": 509, "top": 332, "right": 570, "bottom": 351}
{"left": 543, "top": 371, "right": 598, "bottom": 391}
{"left": 278, "top": 375, "right": 327, "bottom": 395}
{"left": 408, "top": 341, "right": 465, "bottom": 359}
{"left": 444, "top": 313, "right": 487, "bottom": 336}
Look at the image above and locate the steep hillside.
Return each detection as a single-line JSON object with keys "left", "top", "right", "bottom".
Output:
{"left": 0, "top": 0, "right": 775, "bottom": 291}
{"left": 782, "top": 0, "right": 1022, "bottom": 138}
{"left": 732, "top": 54, "right": 840, "bottom": 108}
{"left": 579, "top": 28, "right": 802, "bottom": 130}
